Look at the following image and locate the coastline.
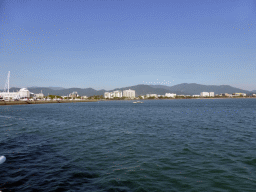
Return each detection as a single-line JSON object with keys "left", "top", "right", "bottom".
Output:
{"left": 0, "top": 100, "right": 97, "bottom": 106}
{"left": 102, "top": 97, "right": 256, "bottom": 101}
{"left": 1, "top": 97, "right": 255, "bottom": 106}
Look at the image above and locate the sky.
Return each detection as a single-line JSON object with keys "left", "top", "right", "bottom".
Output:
{"left": 0, "top": 0, "right": 255, "bottom": 91}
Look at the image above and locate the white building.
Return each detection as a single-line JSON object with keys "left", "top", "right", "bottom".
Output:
{"left": 200, "top": 92, "right": 214, "bottom": 97}
{"left": 209, "top": 92, "right": 214, "bottom": 97}
{"left": 123, "top": 89, "right": 135, "bottom": 98}
{"left": 69, "top": 91, "right": 78, "bottom": 98}
{"left": 104, "top": 92, "right": 112, "bottom": 99}
{"left": 233, "top": 93, "right": 246, "bottom": 97}
{"left": 192, "top": 95, "right": 200, "bottom": 97}
{"left": 165, "top": 93, "right": 176, "bottom": 98}
{"left": 19, "top": 88, "right": 30, "bottom": 98}
{"left": 104, "top": 90, "right": 122, "bottom": 99}
{"left": 200, "top": 92, "right": 209, "bottom": 97}
{"left": 35, "top": 90, "right": 44, "bottom": 98}
{"left": 0, "top": 88, "right": 30, "bottom": 100}
{"left": 113, "top": 90, "right": 122, "bottom": 98}
{"left": 146, "top": 94, "right": 158, "bottom": 98}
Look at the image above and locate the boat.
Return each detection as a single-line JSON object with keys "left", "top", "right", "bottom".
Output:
{"left": 133, "top": 101, "right": 143, "bottom": 103}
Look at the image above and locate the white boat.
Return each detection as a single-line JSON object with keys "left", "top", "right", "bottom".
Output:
{"left": 133, "top": 101, "right": 143, "bottom": 103}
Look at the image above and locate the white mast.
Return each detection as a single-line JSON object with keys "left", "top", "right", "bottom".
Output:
{"left": 3, "top": 71, "right": 10, "bottom": 100}
{"left": 7, "top": 71, "right": 10, "bottom": 96}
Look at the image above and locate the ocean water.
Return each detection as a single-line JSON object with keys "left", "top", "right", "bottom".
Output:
{"left": 0, "top": 99, "right": 255, "bottom": 192}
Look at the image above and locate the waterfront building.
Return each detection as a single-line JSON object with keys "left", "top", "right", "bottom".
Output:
{"left": 113, "top": 90, "right": 122, "bottom": 98}
{"left": 35, "top": 90, "right": 44, "bottom": 98}
{"left": 0, "top": 71, "right": 31, "bottom": 100}
{"left": 209, "top": 92, "right": 214, "bottom": 97}
{"left": 104, "top": 92, "right": 111, "bottom": 99}
{"left": 165, "top": 93, "right": 176, "bottom": 98}
{"left": 200, "top": 92, "right": 209, "bottom": 97}
{"left": 104, "top": 90, "right": 122, "bottom": 99}
{"left": 0, "top": 88, "right": 30, "bottom": 99}
{"left": 69, "top": 91, "right": 78, "bottom": 98}
{"left": 232, "top": 93, "right": 246, "bottom": 97}
{"left": 253, "top": 94, "right": 256, "bottom": 97}
{"left": 146, "top": 94, "right": 158, "bottom": 98}
{"left": 192, "top": 95, "right": 200, "bottom": 97}
{"left": 123, "top": 89, "right": 135, "bottom": 98}
{"left": 220, "top": 93, "right": 233, "bottom": 97}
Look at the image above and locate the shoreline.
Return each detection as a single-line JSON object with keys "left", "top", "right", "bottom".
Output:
{"left": 1, "top": 97, "right": 255, "bottom": 106}
{"left": 0, "top": 100, "right": 97, "bottom": 106}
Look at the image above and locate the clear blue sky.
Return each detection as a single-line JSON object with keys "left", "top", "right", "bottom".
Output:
{"left": 1, "top": 0, "right": 255, "bottom": 91}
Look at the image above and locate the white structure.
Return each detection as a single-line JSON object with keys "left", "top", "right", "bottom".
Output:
{"left": 200, "top": 92, "right": 214, "bottom": 97}
{"left": 19, "top": 88, "right": 30, "bottom": 98}
{"left": 0, "top": 88, "right": 30, "bottom": 100}
{"left": 113, "top": 90, "right": 122, "bottom": 98}
{"left": 146, "top": 94, "right": 158, "bottom": 98}
{"left": 35, "top": 90, "right": 44, "bottom": 98}
{"left": 69, "top": 91, "right": 78, "bottom": 98}
{"left": 192, "top": 95, "right": 200, "bottom": 97}
{"left": 165, "top": 93, "right": 176, "bottom": 98}
{"left": 104, "top": 90, "right": 122, "bottom": 99}
{"left": 200, "top": 92, "right": 209, "bottom": 97}
{"left": 233, "top": 93, "right": 246, "bottom": 97}
{"left": 104, "top": 92, "right": 112, "bottom": 99}
{"left": 0, "top": 71, "right": 31, "bottom": 100}
{"left": 123, "top": 89, "right": 135, "bottom": 98}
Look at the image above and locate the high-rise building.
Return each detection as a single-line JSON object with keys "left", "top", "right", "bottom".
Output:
{"left": 200, "top": 92, "right": 209, "bottom": 97}
{"left": 104, "top": 90, "right": 122, "bottom": 99}
{"left": 104, "top": 92, "right": 111, "bottom": 99}
{"left": 113, "top": 90, "right": 122, "bottom": 98}
{"left": 123, "top": 89, "right": 135, "bottom": 98}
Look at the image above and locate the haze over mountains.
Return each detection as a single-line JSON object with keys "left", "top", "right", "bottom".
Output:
{"left": 3, "top": 83, "right": 255, "bottom": 97}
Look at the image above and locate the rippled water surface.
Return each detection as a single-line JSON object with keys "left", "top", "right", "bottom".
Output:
{"left": 0, "top": 99, "right": 256, "bottom": 191}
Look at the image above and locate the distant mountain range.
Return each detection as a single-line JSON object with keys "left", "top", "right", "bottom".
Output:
{"left": 149, "top": 83, "right": 253, "bottom": 95}
{"left": 1, "top": 83, "right": 256, "bottom": 97}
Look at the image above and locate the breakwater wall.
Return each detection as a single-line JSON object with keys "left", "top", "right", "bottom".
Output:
{"left": 0, "top": 100, "right": 97, "bottom": 106}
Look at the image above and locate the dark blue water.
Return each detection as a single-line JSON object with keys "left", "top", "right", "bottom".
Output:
{"left": 0, "top": 99, "right": 256, "bottom": 191}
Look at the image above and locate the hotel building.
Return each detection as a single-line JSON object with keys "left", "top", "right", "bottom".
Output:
{"left": 123, "top": 89, "right": 135, "bottom": 98}
{"left": 104, "top": 90, "right": 122, "bottom": 99}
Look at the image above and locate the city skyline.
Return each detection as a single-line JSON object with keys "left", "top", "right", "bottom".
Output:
{"left": 1, "top": 0, "right": 255, "bottom": 90}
